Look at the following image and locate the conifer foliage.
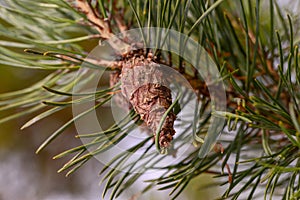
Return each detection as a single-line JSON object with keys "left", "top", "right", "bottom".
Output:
{"left": 0, "top": 0, "right": 300, "bottom": 199}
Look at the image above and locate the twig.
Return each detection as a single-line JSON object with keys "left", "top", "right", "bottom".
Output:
{"left": 113, "top": 8, "right": 128, "bottom": 32}
{"left": 84, "top": 57, "right": 120, "bottom": 69}
{"left": 75, "top": 0, "right": 131, "bottom": 53}
{"left": 75, "top": 0, "right": 113, "bottom": 39}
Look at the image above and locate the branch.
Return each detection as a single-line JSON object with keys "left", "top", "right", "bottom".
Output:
{"left": 113, "top": 7, "right": 128, "bottom": 33}
{"left": 75, "top": 0, "right": 131, "bottom": 54}
{"left": 84, "top": 57, "right": 120, "bottom": 69}
{"left": 75, "top": 0, "right": 113, "bottom": 39}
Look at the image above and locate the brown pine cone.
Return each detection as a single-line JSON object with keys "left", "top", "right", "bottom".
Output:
{"left": 130, "top": 83, "right": 176, "bottom": 148}
{"left": 119, "top": 54, "right": 176, "bottom": 148}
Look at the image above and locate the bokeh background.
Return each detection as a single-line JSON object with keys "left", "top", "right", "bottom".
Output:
{"left": 0, "top": 19, "right": 221, "bottom": 200}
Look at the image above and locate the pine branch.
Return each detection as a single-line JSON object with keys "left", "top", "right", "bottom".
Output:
{"left": 74, "top": 0, "right": 113, "bottom": 38}
{"left": 0, "top": 0, "right": 300, "bottom": 199}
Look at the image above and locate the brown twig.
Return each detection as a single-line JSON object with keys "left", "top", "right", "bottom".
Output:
{"left": 113, "top": 8, "right": 128, "bottom": 33}
{"left": 84, "top": 57, "right": 120, "bottom": 68}
{"left": 75, "top": 0, "right": 113, "bottom": 39}
{"left": 75, "top": 0, "right": 131, "bottom": 56}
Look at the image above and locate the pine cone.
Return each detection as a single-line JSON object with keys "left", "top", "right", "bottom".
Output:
{"left": 118, "top": 54, "right": 176, "bottom": 148}
{"left": 130, "top": 83, "right": 176, "bottom": 148}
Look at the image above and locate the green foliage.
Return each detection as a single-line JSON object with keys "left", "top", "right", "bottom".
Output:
{"left": 0, "top": 0, "right": 300, "bottom": 199}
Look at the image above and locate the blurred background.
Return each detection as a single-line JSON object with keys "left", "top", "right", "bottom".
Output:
{"left": 0, "top": 35, "right": 222, "bottom": 200}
